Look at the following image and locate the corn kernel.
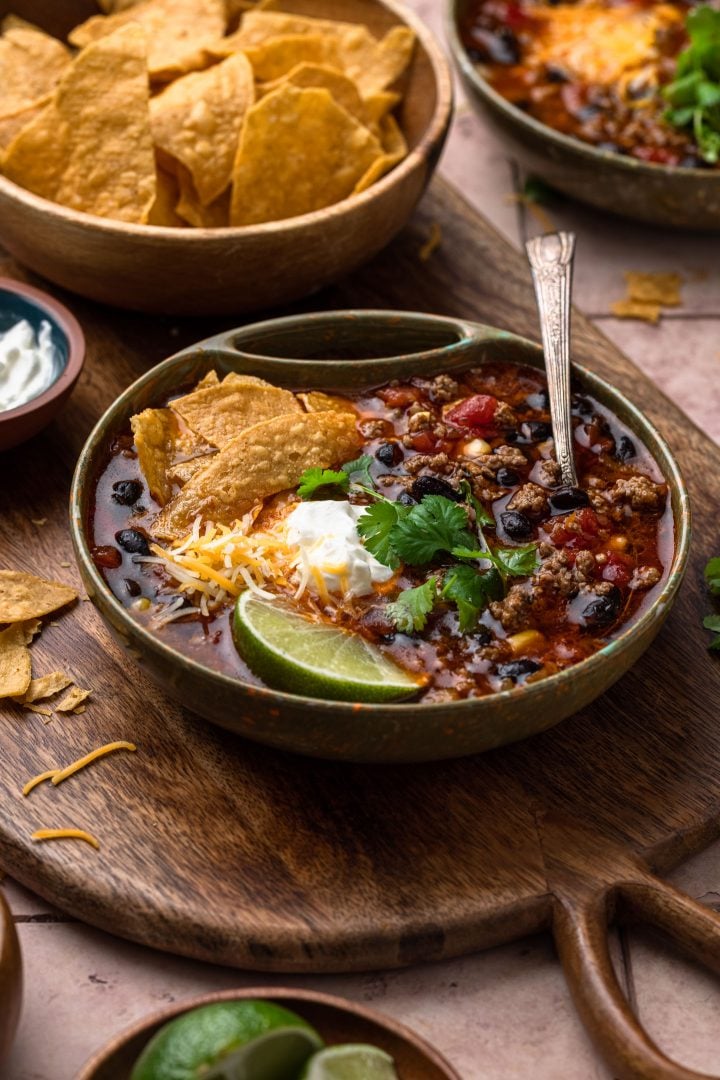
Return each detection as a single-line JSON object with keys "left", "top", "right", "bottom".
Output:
{"left": 132, "top": 597, "right": 151, "bottom": 612}
{"left": 507, "top": 629, "right": 545, "bottom": 655}
{"left": 608, "top": 535, "right": 629, "bottom": 552}
{"left": 462, "top": 438, "right": 491, "bottom": 457}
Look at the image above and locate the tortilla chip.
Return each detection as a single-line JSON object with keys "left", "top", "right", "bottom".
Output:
{"left": 299, "top": 391, "right": 357, "bottom": 414}
{"left": 243, "top": 34, "right": 341, "bottom": 81}
{"left": 151, "top": 51, "right": 254, "bottom": 206}
{"left": 69, "top": 0, "right": 226, "bottom": 81}
{"left": 0, "top": 22, "right": 71, "bottom": 120}
{"left": 55, "top": 686, "right": 91, "bottom": 712}
{"left": 0, "top": 571, "right": 77, "bottom": 622}
{"left": 610, "top": 299, "right": 661, "bottom": 324}
{"left": 364, "top": 90, "right": 401, "bottom": 125}
{"left": 354, "top": 113, "right": 408, "bottom": 192}
{"left": 624, "top": 271, "right": 682, "bottom": 307}
{"left": 153, "top": 410, "right": 361, "bottom": 539}
{"left": 195, "top": 370, "right": 220, "bottom": 389}
{"left": 130, "top": 408, "right": 176, "bottom": 506}
{"left": 3, "top": 24, "right": 156, "bottom": 224}
{"left": 231, "top": 84, "right": 382, "bottom": 225}
{"left": 0, "top": 624, "right": 31, "bottom": 698}
{"left": 169, "top": 454, "right": 218, "bottom": 485}
{"left": 147, "top": 164, "right": 186, "bottom": 227}
{"left": 0, "top": 102, "right": 45, "bottom": 150}
{"left": 174, "top": 164, "right": 231, "bottom": 227}
{"left": 20, "top": 671, "right": 73, "bottom": 703}
{"left": 18, "top": 619, "right": 42, "bottom": 643}
{"left": 24, "top": 703, "right": 53, "bottom": 717}
{"left": 259, "top": 62, "right": 366, "bottom": 122}
{"left": 353, "top": 25, "right": 415, "bottom": 95}
{"left": 173, "top": 372, "right": 302, "bottom": 448}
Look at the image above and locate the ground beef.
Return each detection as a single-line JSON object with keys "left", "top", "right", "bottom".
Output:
{"left": 494, "top": 400, "right": 517, "bottom": 427}
{"left": 406, "top": 410, "right": 433, "bottom": 433}
{"left": 490, "top": 584, "right": 535, "bottom": 632}
{"left": 573, "top": 550, "right": 597, "bottom": 583}
{"left": 533, "top": 550, "right": 578, "bottom": 599}
{"left": 428, "top": 374, "right": 460, "bottom": 403}
{"left": 508, "top": 482, "right": 548, "bottom": 516}
{"left": 358, "top": 418, "right": 390, "bottom": 439}
{"left": 491, "top": 444, "right": 528, "bottom": 469}
{"left": 404, "top": 452, "right": 454, "bottom": 475}
{"left": 609, "top": 475, "right": 666, "bottom": 511}
{"left": 536, "top": 458, "right": 562, "bottom": 487}
{"left": 630, "top": 565, "right": 662, "bottom": 590}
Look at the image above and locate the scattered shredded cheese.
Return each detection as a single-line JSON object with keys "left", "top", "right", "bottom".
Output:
{"left": 51, "top": 741, "right": 137, "bottom": 786}
{"left": 31, "top": 828, "right": 99, "bottom": 850}
{"left": 23, "top": 769, "right": 58, "bottom": 797}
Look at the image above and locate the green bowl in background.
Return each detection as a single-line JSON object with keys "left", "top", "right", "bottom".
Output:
{"left": 69, "top": 310, "right": 690, "bottom": 763}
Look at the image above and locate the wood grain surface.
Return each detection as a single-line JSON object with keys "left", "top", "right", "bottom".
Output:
{"left": 1, "top": 177, "right": 720, "bottom": 1078}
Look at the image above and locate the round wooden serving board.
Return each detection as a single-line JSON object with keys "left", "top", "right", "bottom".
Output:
{"left": 2, "top": 180, "right": 720, "bottom": 1080}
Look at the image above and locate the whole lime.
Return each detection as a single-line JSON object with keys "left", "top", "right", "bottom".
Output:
{"left": 130, "top": 999, "right": 323, "bottom": 1080}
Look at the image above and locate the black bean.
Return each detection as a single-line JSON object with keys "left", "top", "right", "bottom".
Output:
{"left": 397, "top": 491, "right": 416, "bottom": 506}
{"left": 471, "top": 625, "right": 492, "bottom": 646}
{"left": 466, "top": 27, "right": 519, "bottom": 65}
{"left": 123, "top": 578, "right": 141, "bottom": 597}
{"left": 549, "top": 486, "right": 590, "bottom": 515}
{"left": 500, "top": 510, "right": 534, "bottom": 540}
{"left": 112, "top": 479, "right": 143, "bottom": 506}
{"left": 497, "top": 659, "right": 541, "bottom": 681}
{"left": 411, "top": 476, "right": 463, "bottom": 503}
{"left": 375, "top": 442, "right": 402, "bottom": 467}
{"left": 581, "top": 587, "right": 623, "bottom": 628}
{"left": 115, "top": 528, "right": 151, "bottom": 556}
{"left": 521, "top": 420, "right": 553, "bottom": 442}
{"left": 496, "top": 467, "right": 520, "bottom": 487}
{"left": 505, "top": 429, "right": 522, "bottom": 443}
{"left": 546, "top": 64, "right": 568, "bottom": 83}
{"left": 92, "top": 545, "right": 121, "bottom": 570}
{"left": 616, "top": 435, "right": 636, "bottom": 462}
{"left": 572, "top": 396, "right": 594, "bottom": 418}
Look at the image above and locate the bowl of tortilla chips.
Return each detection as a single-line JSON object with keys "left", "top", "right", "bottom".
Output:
{"left": 0, "top": 0, "right": 452, "bottom": 315}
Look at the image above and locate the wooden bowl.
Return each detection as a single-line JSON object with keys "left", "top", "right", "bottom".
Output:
{"left": 76, "top": 987, "right": 460, "bottom": 1080}
{"left": 0, "top": 277, "right": 85, "bottom": 452}
{"left": 0, "top": 0, "right": 452, "bottom": 316}
{"left": 69, "top": 310, "right": 691, "bottom": 763}
{"left": 446, "top": 0, "right": 720, "bottom": 229}
{"left": 0, "top": 890, "right": 22, "bottom": 1066}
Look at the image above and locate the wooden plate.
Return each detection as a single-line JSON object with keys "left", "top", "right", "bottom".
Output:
{"left": 77, "top": 988, "right": 460, "bottom": 1079}
{"left": 2, "top": 178, "right": 720, "bottom": 1080}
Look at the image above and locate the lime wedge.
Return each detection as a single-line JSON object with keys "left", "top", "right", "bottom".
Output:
{"left": 232, "top": 592, "right": 420, "bottom": 703}
{"left": 301, "top": 1044, "right": 400, "bottom": 1080}
{"left": 130, "top": 1000, "right": 322, "bottom": 1080}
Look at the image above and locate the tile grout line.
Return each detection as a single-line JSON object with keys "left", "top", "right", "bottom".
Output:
{"left": 589, "top": 312, "right": 720, "bottom": 322}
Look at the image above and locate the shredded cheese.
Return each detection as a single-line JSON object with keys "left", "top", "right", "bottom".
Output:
{"left": 51, "top": 741, "right": 136, "bottom": 786}
{"left": 23, "top": 770, "right": 58, "bottom": 797}
{"left": 31, "top": 828, "right": 99, "bottom": 850}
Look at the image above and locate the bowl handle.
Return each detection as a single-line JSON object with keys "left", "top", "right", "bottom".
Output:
{"left": 554, "top": 866, "right": 720, "bottom": 1079}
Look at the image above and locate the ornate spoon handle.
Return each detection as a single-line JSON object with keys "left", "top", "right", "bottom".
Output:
{"left": 525, "top": 231, "right": 578, "bottom": 489}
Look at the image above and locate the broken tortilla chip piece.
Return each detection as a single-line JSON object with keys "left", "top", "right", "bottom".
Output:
{"left": 153, "top": 410, "right": 361, "bottom": 539}
{"left": 172, "top": 372, "right": 302, "bottom": 448}
{"left": 0, "top": 21, "right": 71, "bottom": 120}
{"left": 19, "top": 671, "right": 73, "bottom": 703}
{"left": 69, "top": 0, "right": 226, "bottom": 81}
{"left": 231, "top": 84, "right": 383, "bottom": 225}
{"left": 0, "top": 571, "right": 77, "bottom": 622}
{"left": 3, "top": 24, "right": 156, "bottom": 224}
{"left": 353, "top": 25, "right": 415, "bottom": 96}
{"left": 624, "top": 271, "right": 683, "bottom": 307}
{"left": 55, "top": 686, "right": 91, "bottom": 712}
{"left": 0, "top": 623, "right": 32, "bottom": 699}
{"left": 147, "top": 164, "right": 186, "bottom": 227}
{"left": 610, "top": 299, "right": 661, "bottom": 324}
{"left": 151, "top": 51, "right": 254, "bottom": 206}
{"left": 299, "top": 391, "right": 357, "bottom": 414}
{"left": 174, "top": 163, "right": 231, "bottom": 227}
{"left": 130, "top": 408, "right": 176, "bottom": 506}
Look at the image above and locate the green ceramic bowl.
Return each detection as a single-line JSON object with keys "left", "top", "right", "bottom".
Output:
{"left": 69, "top": 310, "right": 690, "bottom": 763}
{"left": 446, "top": 0, "right": 720, "bottom": 229}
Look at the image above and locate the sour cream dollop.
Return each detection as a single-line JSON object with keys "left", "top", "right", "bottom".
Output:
{"left": 0, "top": 319, "right": 56, "bottom": 413}
{"left": 285, "top": 500, "right": 394, "bottom": 599}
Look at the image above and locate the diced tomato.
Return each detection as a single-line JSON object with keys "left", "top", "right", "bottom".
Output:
{"left": 573, "top": 508, "right": 599, "bottom": 536}
{"left": 630, "top": 146, "right": 682, "bottom": 167}
{"left": 409, "top": 431, "right": 438, "bottom": 453}
{"left": 446, "top": 394, "right": 498, "bottom": 430}
{"left": 549, "top": 507, "right": 600, "bottom": 550}
{"left": 377, "top": 386, "right": 421, "bottom": 408}
{"left": 602, "top": 552, "right": 634, "bottom": 588}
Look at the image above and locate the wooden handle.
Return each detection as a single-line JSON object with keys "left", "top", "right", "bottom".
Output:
{"left": 553, "top": 872, "right": 720, "bottom": 1080}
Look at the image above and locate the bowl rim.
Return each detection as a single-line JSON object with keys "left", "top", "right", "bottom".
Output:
{"left": 69, "top": 309, "right": 692, "bottom": 723}
{"left": 0, "top": 0, "right": 453, "bottom": 239}
{"left": 0, "top": 276, "right": 85, "bottom": 424}
{"left": 445, "top": 0, "right": 720, "bottom": 182}
{"left": 75, "top": 986, "right": 462, "bottom": 1080}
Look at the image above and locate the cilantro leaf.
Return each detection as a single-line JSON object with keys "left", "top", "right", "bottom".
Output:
{"left": 663, "top": 5, "right": 720, "bottom": 164}
{"left": 459, "top": 479, "right": 494, "bottom": 528}
{"left": 442, "top": 565, "right": 503, "bottom": 632}
{"left": 386, "top": 577, "right": 439, "bottom": 633}
{"left": 297, "top": 467, "right": 348, "bottom": 500}
{"left": 705, "top": 557, "right": 720, "bottom": 595}
{"left": 703, "top": 613, "right": 720, "bottom": 651}
{"left": 356, "top": 501, "right": 406, "bottom": 569}
{"left": 342, "top": 454, "right": 375, "bottom": 489}
{"left": 390, "top": 495, "right": 476, "bottom": 565}
{"left": 493, "top": 543, "right": 540, "bottom": 578}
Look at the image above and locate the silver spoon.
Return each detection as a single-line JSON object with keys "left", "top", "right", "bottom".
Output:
{"left": 525, "top": 231, "right": 589, "bottom": 513}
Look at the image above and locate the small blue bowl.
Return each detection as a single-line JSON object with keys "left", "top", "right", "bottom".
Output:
{"left": 0, "top": 277, "right": 85, "bottom": 451}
